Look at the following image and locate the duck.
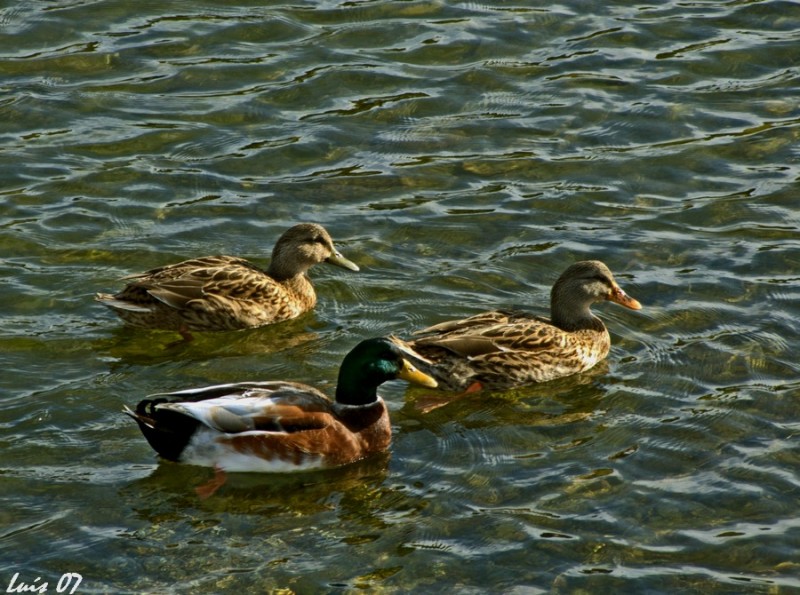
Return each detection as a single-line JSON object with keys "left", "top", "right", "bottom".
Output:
{"left": 124, "top": 338, "right": 437, "bottom": 488}
{"left": 389, "top": 260, "right": 642, "bottom": 392}
{"left": 95, "top": 223, "right": 359, "bottom": 341}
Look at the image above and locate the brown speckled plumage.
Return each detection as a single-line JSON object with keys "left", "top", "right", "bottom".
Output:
{"left": 389, "top": 260, "right": 642, "bottom": 391}
{"left": 96, "top": 223, "right": 359, "bottom": 339}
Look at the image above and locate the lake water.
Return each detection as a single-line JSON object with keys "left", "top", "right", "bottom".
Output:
{"left": 2, "top": 0, "right": 799, "bottom": 593}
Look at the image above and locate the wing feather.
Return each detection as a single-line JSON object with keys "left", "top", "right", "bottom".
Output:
{"left": 154, "top": 383, "right": 333, "bottom": 435}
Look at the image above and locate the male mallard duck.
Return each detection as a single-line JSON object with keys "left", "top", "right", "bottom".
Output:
{"left": 124, "top": 338, "right": 437, "bottom": 480}
{"left": 95, "top": 223, "right": 359, "bottom": 340}
{"left": 389, "top": 260, "right": 642, "bottom": 392}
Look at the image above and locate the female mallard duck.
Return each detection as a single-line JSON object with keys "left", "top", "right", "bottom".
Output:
{"left": 95, "top": 223, "right": 359, "bottom": 340}
{"left": 124, "top": 338, "right": 437, "bottom": 481}
{"left": 389, "top": 260, "right": 642, "bottom": 392}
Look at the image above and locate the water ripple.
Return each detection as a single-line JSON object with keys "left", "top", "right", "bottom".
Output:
{"left": 2, "top": 0, "right": 799, "bottom": 592}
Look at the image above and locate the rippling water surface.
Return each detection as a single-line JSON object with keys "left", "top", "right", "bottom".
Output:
{"left": 2, "top": 0, "right": 799, "bottom": 592}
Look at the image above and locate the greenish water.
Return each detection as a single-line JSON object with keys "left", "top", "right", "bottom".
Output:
{"left": 2, "top": 0, "right": 799, "bottom": 592}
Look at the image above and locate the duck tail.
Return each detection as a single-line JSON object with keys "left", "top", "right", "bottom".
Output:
{"left": 124, "top": 399, "right": 199, "bottom": 462}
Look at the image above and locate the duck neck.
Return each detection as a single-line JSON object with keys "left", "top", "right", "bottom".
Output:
{"left": 267, "top": 255, "right": 308, "bottom": 282}
{"left": 266, "top": 259, "right": 316, "bottom": 306}
{"left": 551, "top": 291, "right": 606, "bottom": 333}
{"left": 335, "top": 368, "right": 380, "bottom": 407}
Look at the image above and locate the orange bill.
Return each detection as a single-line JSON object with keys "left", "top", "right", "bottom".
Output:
{"left": 609, "top": 285, "right": 642, "bottom": 310}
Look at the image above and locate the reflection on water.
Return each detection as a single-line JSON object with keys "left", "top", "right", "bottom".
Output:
{"left": 125, "top": 453, "right": 392, "bottom": 519}
{"left": 1, "top": 0, "right": 799, "bottom": 592}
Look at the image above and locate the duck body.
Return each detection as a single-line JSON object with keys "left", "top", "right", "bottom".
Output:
{"left": 390, "top": 260, "right": 641, "bottom": 392}
{"left": 96, "top": 223, "right": 359, "bottom": 338}
{"left": 126, "top": 382, "right": 391, "bottom": 472}
{"left": 394, "top": 309, "right": 611, "bottom": 391}
{"left": 124, "top": 338, "right": 437, "bottom": 472}
{"left": 97, "top": 255, "right": 317, "bottom": 333}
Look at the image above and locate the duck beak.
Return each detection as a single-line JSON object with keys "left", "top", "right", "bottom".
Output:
{"left": 609, "top": 284, "right": 642, "bottom": 310}
{"left": 326, "top": 248, "right": 360, "bottom": 272}
{"left": 398, "top": 359, "right": 438, "bottom": 388}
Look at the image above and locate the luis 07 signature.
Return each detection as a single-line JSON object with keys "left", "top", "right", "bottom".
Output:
{"left": 6, "top": 572, "right": 82, "bottom": 594}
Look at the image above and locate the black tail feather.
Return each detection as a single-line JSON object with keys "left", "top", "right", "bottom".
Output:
{"left": 125, "top": 399, "right": 200, "bottom": 462}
